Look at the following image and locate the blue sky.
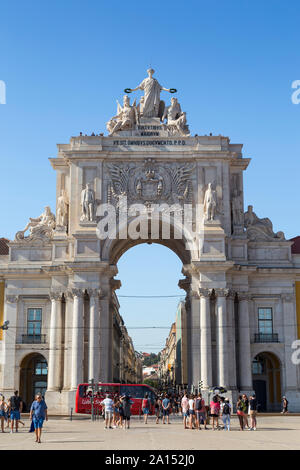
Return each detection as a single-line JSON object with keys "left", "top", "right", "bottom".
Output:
{"left": 1, "top": 0, "right": 300, "bottom": 352}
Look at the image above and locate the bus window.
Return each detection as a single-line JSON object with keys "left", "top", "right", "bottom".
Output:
{"left": 79, "top": 385, "right": 87, "bottom": 397}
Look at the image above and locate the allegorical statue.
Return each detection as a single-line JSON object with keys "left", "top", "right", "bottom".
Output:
{"left": 56, "top": 189, "right": 69, "bottom": 228}
{"left": 203, "top": 183, "right": 218, "bottom": 221}
{"left": 15, "top": 206, "right": 56, "bottom": 242}
{"left": 231, "top": 189, "right": 244, "bottom": 226}
{"left": 162, "top": 97, "right": 190, "bottom": 136}
{"left": 244, "top": 205, "right": 285, "bottom": 241}
{"left": 128, "top": 68, "right": 173, "bottom": 118}
{"left": 106, "top": 95, "right": 138, "bottom": 135}
{"left": 81, "top": 183, "right": 95, "bottom": 222}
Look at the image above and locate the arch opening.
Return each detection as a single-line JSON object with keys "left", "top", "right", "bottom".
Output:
{"left": 19, "top": 353, "right": 48, "bottom": 410}
{"left": 252, "top": 351, "right": 282, "bottom": 412}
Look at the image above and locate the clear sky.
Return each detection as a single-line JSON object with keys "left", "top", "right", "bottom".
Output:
{"left": 1, "top": 0, "right": 300, "bottom": 352}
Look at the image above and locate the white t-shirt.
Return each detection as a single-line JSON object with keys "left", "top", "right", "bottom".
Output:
{"left": 101, "top": 398, "right": 114, "bottom": 412}
{"left": 189, "top": 399, "right": 195, "bottom": 410}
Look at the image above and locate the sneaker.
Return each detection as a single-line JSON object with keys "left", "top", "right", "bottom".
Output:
{"left": 253, "top": 427, "right": 257, "bottom": 430}
{"left": 104, "top": 426, "right": 107, "bottom": 429}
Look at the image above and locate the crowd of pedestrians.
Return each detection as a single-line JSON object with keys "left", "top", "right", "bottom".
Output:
{"left": 0, "top": 390, "right": 48, "bottom": 443}
{"left": 0, "top": 388, "right": 291, "bottom": 440}
{"left": 145, "top": 391, "right": 258, "bottom": 431}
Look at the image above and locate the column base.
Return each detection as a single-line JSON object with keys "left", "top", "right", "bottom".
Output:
{"left": 44, "top": 389, "right": 77, "bottom": 415}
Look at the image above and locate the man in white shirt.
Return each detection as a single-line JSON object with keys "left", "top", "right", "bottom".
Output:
{"left": 101, "top": 394, "right": 114, "bottom": 429}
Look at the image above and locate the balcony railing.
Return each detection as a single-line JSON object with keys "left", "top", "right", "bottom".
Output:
{"left": 254, "top": 333, "right": 279, "bottom": 343}
{"left": 21, "top": 334, "right": 46, "bottom": 344}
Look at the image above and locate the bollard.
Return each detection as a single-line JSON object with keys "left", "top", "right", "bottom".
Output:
{"left": 70, "top": 407, "right": 73, "bottom": 421}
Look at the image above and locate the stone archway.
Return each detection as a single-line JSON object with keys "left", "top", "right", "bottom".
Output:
{"left": 100, "top": 215, "right": 203, "bottom": 386}
{"left": 19, "top": 353, "right": 48, "bottom": 410}
{"left": 252, "top": 351, "right": 282, "bottom": 412}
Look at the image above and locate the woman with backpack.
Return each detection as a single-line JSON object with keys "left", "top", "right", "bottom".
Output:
{"left": 195, "top": 393, "right": 207, "bottom": 430}
{"left": 142, "top": 393, "right": 150, "bottom": 424}
{"left": 221, "top": 398, "right": 231, "bottom": 431}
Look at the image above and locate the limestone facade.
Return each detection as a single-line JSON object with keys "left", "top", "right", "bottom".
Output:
{"left": 0, "top": 73, "right": 300, "bottom": 412}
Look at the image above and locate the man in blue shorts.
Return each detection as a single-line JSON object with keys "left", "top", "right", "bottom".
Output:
{"left": 8, "top": 390, "right": 23, "bottom": 433}
{"left": 30, "top": 393, "right": 48, "bottom": 443}
{"left": 162, "top": 394, "right": 171, "bottom": 424}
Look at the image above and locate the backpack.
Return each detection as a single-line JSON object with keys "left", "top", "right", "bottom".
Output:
{"left": 223, "top": 403, "right": 230, "bottom": 415}
{"left": 195, "top": 398, "right": 202, "bottom": 411}
{"left": 10, "top": 396, "right": 21, "bottom": 411}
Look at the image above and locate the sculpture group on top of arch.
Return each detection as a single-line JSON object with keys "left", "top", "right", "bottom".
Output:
{"left": 106, "top": 68, "right": 190, "bottom": 137}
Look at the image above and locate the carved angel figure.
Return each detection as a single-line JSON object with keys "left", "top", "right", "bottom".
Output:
{"left": 244, "top": 205, "right": 285, "bottom": 241}
{"left": 15, "top": 206, "right": 56, "bottom": 242}
{"left": 106, "top": 95, "right": 138, "bottom": 135}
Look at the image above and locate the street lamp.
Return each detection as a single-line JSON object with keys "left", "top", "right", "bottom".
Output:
{"left": 0, "top": 321, "right": 9, "bottom": 330}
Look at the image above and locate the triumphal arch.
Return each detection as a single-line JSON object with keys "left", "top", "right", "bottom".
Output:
{"left": 1, "top": 69, "right": 299, "bottom": 413}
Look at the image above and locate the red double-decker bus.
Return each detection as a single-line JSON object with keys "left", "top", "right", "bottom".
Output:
{"left": 75, "top": 383, "right": 157, "bottom": 415}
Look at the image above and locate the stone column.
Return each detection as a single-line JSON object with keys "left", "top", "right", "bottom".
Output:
{"left": 99, "top": 293, "right": 111, "bottom": 382}
{"left": 188, "top": 290, "right": 201, "bottom": 388}
{"left": 47, "top": 291, "right": 63, "bottom": 391}
{"left": 1, "top": 295, "right": 18, "bottom": 393}
{"left": 63, "top": 291, "right": 73, "bottom": 390}
{"left": 87, "top": 289, "right": 101, "bottom": 383}
{"left": 199, "top": 288, "right": 212, "bottom": 389}
{"left": 238, "top": 293, "right": 253, "bottom": 391}
{"left": 282, "top": 293, "right": 298, "bottom": 389}
{"left": 227, "top": 290, "right": 237, "bottom": 389}
{"left": 215, "top": 288, "right": 229, "bottom": 388}
{"left": 70, "top": 289, "right": 84, "bottom": 390}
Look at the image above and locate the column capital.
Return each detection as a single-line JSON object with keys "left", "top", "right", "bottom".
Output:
{"left": 67, "top": 288, "right": 85, "bottom": 299}
{"left": 6, "top": 295, "right": 19, "bottom": 304}
{"left": 87, "top": 288, "right": 102, "bottom": 299}
{"left": 199, "top": 288, "right": 213, "bottom": 298}
{"left": 238, "top": 291, "right": 252, "bottom": 301}
{"left": 49, "top": 290, "right": 63, "bottom": 301}
{"left": 214, "top": 288, "right": 231, "bottom": 298}
{"left": 281, "top": 293, "right": 294, "bottom": 302}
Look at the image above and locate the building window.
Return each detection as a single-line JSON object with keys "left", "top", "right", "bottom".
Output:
{"left": 258, "top": 308, "right": 273, "bottom": 334}
{"left": 27, "top": 308, "right": 42, "bottom": 339}
{"left": 34, "top": 359, "right": 48, "bottom": 376}
{"left": 252, "top": 355, "right": 264, "bottom": 375}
